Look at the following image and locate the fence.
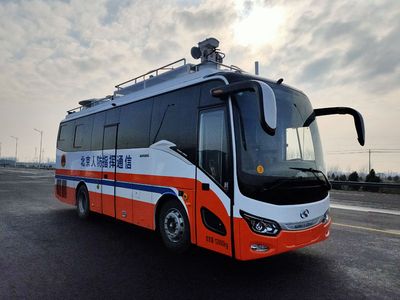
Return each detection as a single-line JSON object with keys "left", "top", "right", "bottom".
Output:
{"left": 330, "top": 181, "right": 400, "bottom": 192}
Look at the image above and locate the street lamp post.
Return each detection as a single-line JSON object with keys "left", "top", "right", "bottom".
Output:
{"left": 10, "top": 136, "right": 18, "bottom": 167}
{"left": 34, "top": 128, "right": 43, "bottom": 168}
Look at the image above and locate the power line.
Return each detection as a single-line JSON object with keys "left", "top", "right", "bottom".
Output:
{"left": 327, "top": 152, "right": 400, "bottom": 154}
{"left": 326, "top": 148, "right": 400, "bottom": 171}
{"left": 327, "top": 149, "right": 400, "bottom": 154}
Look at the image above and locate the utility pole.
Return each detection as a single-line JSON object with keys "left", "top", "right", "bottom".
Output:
{"left": 10, "top": 136, "right": 18, "bottom": 167}
{"left": 368, "top": 149, "right": 371, "bottom": 172}
{"left": 34, "top": 128, "right": 43, "bottom": 168}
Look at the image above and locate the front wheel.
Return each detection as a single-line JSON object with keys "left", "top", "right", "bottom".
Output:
{"left": 76, "top": 185, "right": 90, "bottom": 219}
{"left": 159, "top": 201, "right": 190, "bottom": 253}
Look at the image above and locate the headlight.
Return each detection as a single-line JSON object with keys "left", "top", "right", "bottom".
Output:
{"left": 240, "top": 210, "right": 281, "bottom": 236}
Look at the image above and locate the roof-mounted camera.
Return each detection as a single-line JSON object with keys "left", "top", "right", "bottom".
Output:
{"left": 191, "top": 37, "right": 224, "bottom": 64}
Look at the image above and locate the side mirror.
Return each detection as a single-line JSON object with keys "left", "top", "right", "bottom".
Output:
{"left": 303, "top": 107, "right": 365, "bottom": 146}
{"left": 211, "top": 80, "right": 277, "bottom": 135}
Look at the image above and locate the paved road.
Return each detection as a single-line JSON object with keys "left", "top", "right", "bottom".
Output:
{"left": 0, "top": 168, "right": 399, "bottom": 299}
{"left": 331, "top": 189, "right": 400, "bottom": 210}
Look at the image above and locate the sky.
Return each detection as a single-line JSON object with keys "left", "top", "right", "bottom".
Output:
{"left": 0, "top": 0, "right": 399, "bottom": 173}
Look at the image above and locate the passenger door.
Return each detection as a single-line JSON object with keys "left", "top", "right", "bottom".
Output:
{"left": 101, "top": 124, "right": 118, "bottom": 217}
{"left": 196, "top": 107, "right": 233, "bottom": 257}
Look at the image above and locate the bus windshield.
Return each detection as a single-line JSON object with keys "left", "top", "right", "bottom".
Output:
{"left": 233, "top": 84, "right": 328, "bottom": 205}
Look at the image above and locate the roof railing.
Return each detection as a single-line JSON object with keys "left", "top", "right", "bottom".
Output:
{"left": 67, "top": 106, "right": 82, "bottom": 114}
{"left": 67, "top": 54, "right": 244, "bottom": 115}
{"left": 115, "top": 58, "right": 187, "bottom": 90}
{"left": 192, "top": 62, "right": 243, "bottom": 73}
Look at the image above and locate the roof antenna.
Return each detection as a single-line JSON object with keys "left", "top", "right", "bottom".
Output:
{"left": 255, "top": 61, "right": 259, "bottom": 75}
{"left": 276, "top": 78, "right": 284, "bottom": 85}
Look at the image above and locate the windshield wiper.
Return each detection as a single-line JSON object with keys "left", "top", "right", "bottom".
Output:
{"left": 289, "top": 167, "right": 331, "bottom": 190}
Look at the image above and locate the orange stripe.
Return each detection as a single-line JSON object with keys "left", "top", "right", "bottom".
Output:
{"left": 55, "top": 168, "right": 195, "bottom": 190}
{"left": 56, "top": 169, "right": 102, "bottom": 179}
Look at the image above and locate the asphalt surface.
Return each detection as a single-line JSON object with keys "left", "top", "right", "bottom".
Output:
{"left": 0, "top": 168, "right": 399, "bottom": 299}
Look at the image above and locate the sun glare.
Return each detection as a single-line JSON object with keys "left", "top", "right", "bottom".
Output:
{"left": 234, "top": 5, "right": 286, "bottom": 47}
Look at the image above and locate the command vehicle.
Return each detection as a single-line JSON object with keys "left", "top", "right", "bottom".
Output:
{"left": 55, "top": 38, "right": 365, "bottom": 260}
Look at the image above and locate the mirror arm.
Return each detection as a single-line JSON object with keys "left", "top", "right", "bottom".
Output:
{"left": 304, "top": 107, "right": 365, "bottom": 146}
{"left": 211, "top": 80, "right": 277, "bottom": 136}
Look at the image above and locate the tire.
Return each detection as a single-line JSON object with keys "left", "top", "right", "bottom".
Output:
{"left": 76, "top": 185, "right": 90, "bottom": 219}
{"left": 159, "top": 200, "right": 190, "bottom": 253}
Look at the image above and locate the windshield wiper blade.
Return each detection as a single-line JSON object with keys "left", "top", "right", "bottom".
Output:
{"left": 289, "top": 167, "right": 331, "bottom": 190}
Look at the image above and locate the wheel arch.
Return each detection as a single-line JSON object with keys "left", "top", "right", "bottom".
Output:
{"left": 75, "top": 181, "right": 88, "bottom": 205}
{"left": 154, "top": 193, "right": 188, "bottom": 231}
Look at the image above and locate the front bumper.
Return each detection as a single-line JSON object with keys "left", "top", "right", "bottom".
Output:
{"left": 233, "top": 216, "right": 331, "bottom": 261}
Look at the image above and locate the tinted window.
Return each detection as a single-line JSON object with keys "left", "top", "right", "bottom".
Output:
{"left": 118, "top": 99, "right": 153, "bottom": 149}
{"left": 91, "top": 112, "right": 105, "bottom": 151}
{"left": 103, "top": 125, "right": 118, "bottom": 150}
{"left": 199, "top": 80, "right": 226, "bottom": 107}
{"left": 73, "top": 125, "right": 84, "bottom": 148}
{"left": 106, "top": 107, "right": 120, "bottom": 125}
{"left": 57, "top": 125, "right": 66, "bottom": 142}
{"left": 73, "top": 115, "right": 93, "bottom": 151}
{"left": 199, "top": 109, "right": 229, "bottom": 187}
{"left": 57, "top": 121, "right": 74, "bottom": 151}
{"left": 150, "top": 85, "right": 200, "bottom": 162}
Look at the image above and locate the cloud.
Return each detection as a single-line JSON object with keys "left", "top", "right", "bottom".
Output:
{"left": 0, "top": 0, "right": 399, "bottom": 171}
{"left": 256, "top": 0, "right": 400, "bottom": 95}
{"left": 0, "top": 0, "right": 239, "bottom": 161}
{"left": 177, "top": 8, "right": 233, "bottom": 31}
{"left": 301, "top": 56, "right": 336, "bottom": 82}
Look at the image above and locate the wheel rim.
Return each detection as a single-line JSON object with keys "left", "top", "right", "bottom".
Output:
{"left": 163, "top": 208, "right": 185, "bottom": 243}
{"left": 78, "top": 191, "right": 87, "bottom": 214}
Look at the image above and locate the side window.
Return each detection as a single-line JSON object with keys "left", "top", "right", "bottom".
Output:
{"left": 150, "top": 86, "right": 200, "bottom": 162}
{"left": 91, "top": 112, "right": 106, "bottom": 151}
{"left": 73, "top": 125, "right": 85, "bottom": 149}
{"left": 73, "top": 116, "right": 93, "bottom": 151}
{"left": 198, "top": 109, "right": 229, "bottom": 187}
{"left": 103, "top": 125, "right": 118, "bottom": 150}
{"left": 105, "top": 107, "right": 120, "bottom": 125}
{"left": 57, "top": 121, "right": 74, "bottom": 151}
{"left": 118, "top": 99, "right": 153, "bottom": 149}
{"left": 57, "top": 125, "right": 66, "bottom": 142}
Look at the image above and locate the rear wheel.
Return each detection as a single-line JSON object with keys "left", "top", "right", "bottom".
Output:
{"left": 159, "top": 200, "right": 190, "bottom": 253}
{"left": 76, "top": 185, "right": 90, "bottom": 219}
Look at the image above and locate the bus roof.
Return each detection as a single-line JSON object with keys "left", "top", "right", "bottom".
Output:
{"left": 62, "top": 37, "right": 305, "bottom": 123}
{"left": 63, "top": 62, "right": 237, "bottom": 122}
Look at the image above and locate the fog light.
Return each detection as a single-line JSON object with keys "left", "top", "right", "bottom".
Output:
{"left": 250, "top": 244, "right": 269, "bottom": 252}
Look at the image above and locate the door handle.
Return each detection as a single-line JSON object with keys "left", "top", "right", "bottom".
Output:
{"left": 202, "top": 183, "right": 210, "bottom": 191}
